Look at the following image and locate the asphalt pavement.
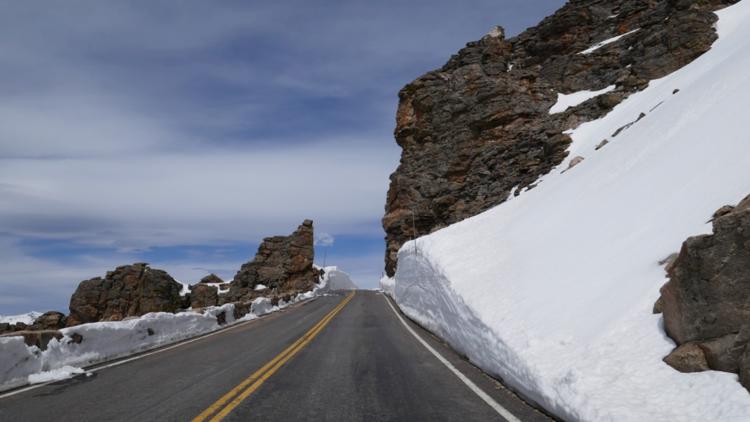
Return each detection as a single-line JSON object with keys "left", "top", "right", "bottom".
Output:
{"left": 0, "top": 291, "right": 553, "bottom": 422}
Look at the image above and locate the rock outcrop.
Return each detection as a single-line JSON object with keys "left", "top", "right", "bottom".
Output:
{"left": 222, "top": 220, "right": 319, "bottom": 303}
{"left": 200, "top": 274, "right": 224, "bottom": 284}
{"left": 661, "top": 195, "right": 750, "bottom": 390}
{"left": 67, "top": 263, "right": 184, "bottom": 326}
{"left": 190, "top": 284, "right": 219, "bottom": 309}
{"left": 383, "top": 0, "right": 739, "bottom": 275}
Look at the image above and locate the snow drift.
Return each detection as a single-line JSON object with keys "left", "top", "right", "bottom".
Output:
{"left": 392, "top": 2, "right": 750, "bottom": 421}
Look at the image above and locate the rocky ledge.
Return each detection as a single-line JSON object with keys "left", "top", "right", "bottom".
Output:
{"left": 660, "top": 195, "right": 750, "bottom": 391}
{"left": 383, "top": 0, "right": 739, "bottom": 275}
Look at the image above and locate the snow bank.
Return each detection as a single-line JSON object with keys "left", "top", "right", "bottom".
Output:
{"left": 393, "top": 3, "right": 750, "bottom": 421}
{"left": 0, "top": 281, "right": 324, "bottom": 392}
{"left": 0, "top": 312, "right": 42, "bottom": 325}
{"left": 379, "top": 275, "right": 395, "bottom": 297}
{"left": 549, "top": 85, "right": 615, "bottom": 114}
{"left": 318, "top": 266, "right": 359, "bottom": 291}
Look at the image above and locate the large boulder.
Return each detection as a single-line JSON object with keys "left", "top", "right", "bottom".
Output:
{"left": 190, "top": 284, "right": 219, "bottom": 309}
{"left": 661, "top": 195, "right": 750, "bottom": 344}
{"left": 382, "top": 0, "right": 739, "bottom": 276}
{"left": 223, "top": 220, "right": 318, "bottom": 303}
{"left": 67, "top": 263, "right": 184, "bottom": 326}
{"left": 661, "top": 195, "right": 750, "bottom": 389}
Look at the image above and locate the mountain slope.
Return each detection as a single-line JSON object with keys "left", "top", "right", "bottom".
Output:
{"left": 389, "top": 1, "right": 750, "bottom": 420}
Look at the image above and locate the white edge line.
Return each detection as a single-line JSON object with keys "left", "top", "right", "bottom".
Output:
{"left": 0, "top": 297, "right": 319, "bottom": 400}
{"left": 382, "top": 294, "right": 521, "bottom": 422}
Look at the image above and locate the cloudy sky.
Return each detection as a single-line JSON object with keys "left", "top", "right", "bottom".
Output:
{"left": 0, "top": 0, "right": 564, "bottom": 314}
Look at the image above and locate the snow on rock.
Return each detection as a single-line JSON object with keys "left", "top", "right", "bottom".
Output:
{"left": 392, "top": 3, "right": 750, "bottom": 421}
{"left": 549, "top": 85, "right": 616, "bottom": 114}
{"left": 28, "top": 366, "right": 85, "bottom": 384}
{"left": 254, "top": 284, "right": 267, "bottom": 291}
{"left": 0, "top": 312, "right": 42, "bottom": 325}
{"left": 579, "top": 28, "right": 640, "bottom": 55}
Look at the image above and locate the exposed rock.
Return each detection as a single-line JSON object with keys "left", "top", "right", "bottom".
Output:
{"left": 382, "top": 0, "right": 739, "bottom": 276}
{"left": 70, "top": 333, "right": 84, "bottom": 344}
{"left": 200, "top": 274, "right": 224, "bottom": 284}
{"left": 0, "top": 330, "right": 63, "bottom": 351}
{"left": 222, "top": 220, "right": 318, "bottom": 303}
{"left": 595, "top": 139, "right": 609, "bottom": 150}
{"left": 699, "top": 328, "right": 750, "bottom": 373}
{"left": 661, "top": 196, "right": 750, "bottom": 344}
{"left": 67, "top": 263, "right": 184, "bottom": 326}
{"left": 562, "top": 156, "right": 584, "bottom": 173}
{"left": 664, "top": 342, "right": 710, "bottom": 373}
{"left": 32, "top": 311, "right": 67, "bottom": 330}
{"left": 661, "top": 195, "right": 750, "bottom": 389}
{"left": 190, "top": 284, "right": 219, "bottom": 309}
{"left": 652, "top": 296, "right": 663, "bottom": 314}
{"left": 740, "top": 348, "right": 750, "bottom": 390}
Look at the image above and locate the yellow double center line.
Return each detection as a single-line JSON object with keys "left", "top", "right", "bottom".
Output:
{"left": 192, "top": 291, "right": 356, "bottom": 422}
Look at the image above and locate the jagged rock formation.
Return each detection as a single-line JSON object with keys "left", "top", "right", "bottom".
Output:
{"left": 222, "top": 220, "right": 319, "bottom": 303}
{"left": 67, "top": 263, "right": 184, "bottom": 326}
{"left": 661, "top": 195, "right": 750, "bottom": 390}
{"left": 383, "top": 0, "right": 739, "bottom": 275}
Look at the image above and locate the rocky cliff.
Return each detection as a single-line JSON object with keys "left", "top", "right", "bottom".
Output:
{"left": 383, "top": 0, "right": 739, "bottom": 275}
{"left": 222, "top": 219, "right": 319, "bottom": 303}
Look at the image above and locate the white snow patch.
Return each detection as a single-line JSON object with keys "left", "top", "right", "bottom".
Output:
{"left": 0, "top": 312, "right": 42, "bottom": 325}
{"left": 379, "top": 275, "right": 395, "bottom": 297}
{"left": 28, "top": 366, "right": 85, "bottom": 384}
{"left": 580, "top": 29, "right": 640, "bottom": 55}
{"left": 254, "top": 284, "right": 267, "bottom": 291}
{"left": 392, "top": 3, "right": 750, "bottom": 421}
{"left": 549, "top": 85, "right": 616, "bottom": 114}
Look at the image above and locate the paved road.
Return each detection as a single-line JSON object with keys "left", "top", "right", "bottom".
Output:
{"left": 0, "top": 291, "right": 552, "bottom": 421}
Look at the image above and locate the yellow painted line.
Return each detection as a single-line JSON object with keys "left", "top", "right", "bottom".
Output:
{"left": 192, "top": 291, "right": 355, "bottom": 422}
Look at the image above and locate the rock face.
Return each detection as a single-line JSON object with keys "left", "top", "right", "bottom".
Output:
{"left": 661, "top": 195, "right": 750, "bottom": 389}
{"left": 190, "top": 284, "right": 219, "bottom": 309}
{"left": 383, "top": 0, "right": 739, "bottom": 276}
{"left": 223, "top": 220, "right": 318, "bottom": 303}
{"left": 67, "top": 263, "right": 184, "bottom": 326}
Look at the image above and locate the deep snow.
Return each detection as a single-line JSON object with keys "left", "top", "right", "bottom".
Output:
{"left": 318, "top": 266, "right": 359, "bottom": 291}
{"left": 392, "top": 2, "right": 750, "bottom": 421}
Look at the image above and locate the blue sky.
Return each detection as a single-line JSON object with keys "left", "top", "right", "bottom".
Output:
{"left": 0, "top": 0, "right": 564, "bottom": 314}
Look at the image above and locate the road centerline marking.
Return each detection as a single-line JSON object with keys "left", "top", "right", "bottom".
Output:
{"left": 382, "top": 293, "right": 521, "bottom": 422}
{"left": 193, "top": 291, "right": 355, "bottom": 422}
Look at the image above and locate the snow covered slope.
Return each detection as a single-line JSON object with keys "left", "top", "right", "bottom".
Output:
{"left": 0, "top": 312, "right": 42, "bottom": 325}
{"left": 392, "top": 2, "right": 750, "bottom": 421}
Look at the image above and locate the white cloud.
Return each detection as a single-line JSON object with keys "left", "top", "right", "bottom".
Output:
{"left": 315, "top": 233, "right": 335, "bottom": 247}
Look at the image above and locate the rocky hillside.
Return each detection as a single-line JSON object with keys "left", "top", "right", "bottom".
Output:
{"left": 383, "top": 0, "right": 739, "bottom": 275}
